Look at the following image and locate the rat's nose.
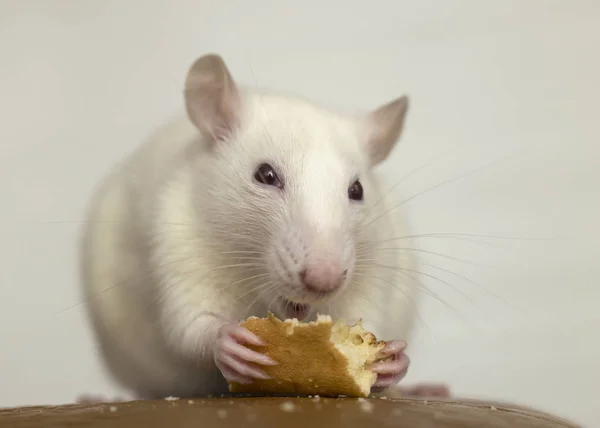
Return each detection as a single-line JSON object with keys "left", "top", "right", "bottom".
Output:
{"left": 300, "top": 262, "right": 346, "bottom": 294}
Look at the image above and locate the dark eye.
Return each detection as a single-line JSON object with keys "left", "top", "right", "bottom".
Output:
{"left": 348, "top": 180, "right": 363, "bottom": 201}
{"left": 254, "top": 163, "right": 283, "bottom": 189}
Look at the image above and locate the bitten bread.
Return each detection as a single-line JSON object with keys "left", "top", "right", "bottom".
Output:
{"left": 228, "top": 313, "right": 387, "bottom": 397}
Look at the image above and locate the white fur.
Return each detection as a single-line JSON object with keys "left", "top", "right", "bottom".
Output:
{"left": 80, "top": 87, "right": 417, "bottom": 399}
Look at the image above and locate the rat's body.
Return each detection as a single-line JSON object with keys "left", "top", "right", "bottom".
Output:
{"left": 80, "top": 54, "right": 447, "bottom": 400}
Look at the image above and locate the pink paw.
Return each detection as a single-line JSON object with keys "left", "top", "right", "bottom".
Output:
{"left": 75, "top": 394, "right": 123, "bottom": 404}
{"left": 370, "top": 340, "right": 410, "bottom": 392}
{"left": 400, "top": 383, "right": 451, "bottom": 398}
{"left": 213, "top": 323, "right": 277, "bottom": 384}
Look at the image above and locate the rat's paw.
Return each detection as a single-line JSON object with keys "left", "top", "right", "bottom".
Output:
{"left": 76, "top": 394, "right": 107, "bottom": 404}
{"left": 370, "top": 340, "right": 409, "bottom": 392}
{"left": 214, "top": 323, "right": 277, "bottom": 384}
{"left": 400, "top": 383, "right": 451, "bottom": 398}
{"left": 75, "top": 394, "right": 124, "bottom": 404}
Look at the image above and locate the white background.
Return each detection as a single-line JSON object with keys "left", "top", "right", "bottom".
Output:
{"left": 1, "top": 1, "right": 599, "bottom": 426}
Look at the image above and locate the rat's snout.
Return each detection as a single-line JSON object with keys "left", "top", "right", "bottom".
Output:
{"left": 299, "top": 255, "right": 346, "bottom": 294}
{"left": 272, "top": 218, "right": 352, "bottom": 301}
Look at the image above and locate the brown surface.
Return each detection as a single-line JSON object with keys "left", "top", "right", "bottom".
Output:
{"left": 0, "top": 397, "right": 582, "bottom": 428}
{"left": 230, "top": 313, "right": 385, "bottom": 397}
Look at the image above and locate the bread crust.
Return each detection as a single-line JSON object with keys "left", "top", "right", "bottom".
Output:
{"left": 228, "top": 313, "right": 386, "bottom": 397}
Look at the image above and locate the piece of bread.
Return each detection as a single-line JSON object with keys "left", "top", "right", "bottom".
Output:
{"left": 228, "top": 313, "right": 387, "bottom": 397}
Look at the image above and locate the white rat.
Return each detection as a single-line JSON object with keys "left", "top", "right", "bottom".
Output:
{"left": 79, "top": 53, "right": 449, "bottom": 401}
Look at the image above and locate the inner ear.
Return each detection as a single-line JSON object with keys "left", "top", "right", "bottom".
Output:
{"left": 184, "top": 53, "right": 241, "bottom": 143}
{"left": 362, "top": 95, "right": 409, "bottom": 166}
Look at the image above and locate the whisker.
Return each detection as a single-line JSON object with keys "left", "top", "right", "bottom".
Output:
{"left": 40, "top": 220, "right": 192, "bottom": 227}
{"left": 243, "top": 282, "right": 279, "bottom": 315}
{"left": 265, "top": 287, "right": 283, "bottom": 315}
{"left": 357, "top": 145, "right": 463, "bottom": 228}
{"left": 362, "top": 263, "right": 482, "bottom": 315}
{"left": 387, "top": 270, "right": 475, "bottom": 333}
{"left": 235, "top": 278, "right": 276, "bottom": 302}
{"left": 55, "top": 256, "right": 266, "bottom": 315}
{"left": 413, "top": 260, "right": 524, "bottom": 317}
{"left": 358, "top": 246, "right": 495, "bottom": 268}
{"left": 347, "top": 276, "right": 434, "bottom": 338}
{"left": 357, "top": 256, "right": 499, "bottom": 303}
{"left": 338, "top": 286, "right": 377, "bottom": 324}
{"left": 361, "top": 150, "right": 523, "bottom": 230}
{"left": 356, "top": 233, "right": 509, "bottom": 251}
{"left": 205, "top": 255, "right": 267, "bottom": 262}
{"left": 351, "top": 271, "right": 447, "bottom": 308}
{"left": 218, "top": 273, "right": 271, "bottom": 295}
{"left": 398, "top": 232, "right": 564, "bottom": 241}
{"left": 348, "top": 287, "right": 383, "bottom": 312}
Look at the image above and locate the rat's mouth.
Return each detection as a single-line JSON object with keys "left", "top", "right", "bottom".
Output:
{"left": 280, "top": 298, "right": 310, "bottom": 320}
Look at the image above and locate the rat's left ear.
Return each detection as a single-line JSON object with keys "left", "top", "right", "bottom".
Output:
{"left": 184, "top": 53, "right": 241, "bottom": 143}
{"left": 361, "top": 95, "right": 409, "bottom": 166}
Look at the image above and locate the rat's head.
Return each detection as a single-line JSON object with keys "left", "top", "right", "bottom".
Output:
{"left": 184, "top": 54, "right": 408, "bottom": 320}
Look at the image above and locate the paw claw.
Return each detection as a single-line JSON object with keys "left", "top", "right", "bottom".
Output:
{"left": 223, "top": 324, "right": 265, "bottom": 346}
{"left": 75, "top": 394, "right": 123, "bottom": 404}
{"left": 378, "top": 340, "right": 407, "bottom": 357}
{"left": 220, "top": 365, "right": 253, "bottom": 384}
{"left": 370, "top": 353, "right": 409, "bottom": 375}
{"left": 373, "top": 374, "right": 398, "bottom": 389}
{"left": 402, "top": 383, "right": 451, "bottom": 398}
{"left": 214, "top": 323, "right": 274, "bottom": 384}
{"left": 221, "top": 338, "right": 277, "bottom": 366}
{"left": 219, "top": 353, "right": 271, "bottom": 380}
{"left": 371, "top": 339, "right": 410, "bottom": 392}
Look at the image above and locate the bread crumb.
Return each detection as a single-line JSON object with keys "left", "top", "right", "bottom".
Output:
{"left": 491, "top": 406, "right": 497, "bottom": 411}
{"left": 380, "top": 396, "right": 388, "bottom": 400}
{"left": 164, "top": 396, "right": 179, "bottom": 401}
{"left": 280, "top": 401, "right": 296, "bottom": 412}
{"left": 357, "top": 397, "right": 367, "bottom": 402}
{"left": 217, "top": 409, "right": 228, "bottom": 419}
{"left": 109, "top": 406, "right": 117, "bottom": 412}
{"left": 337, "top": 394, "right": 347, "bottom": 398}
{"left": 423, "top": 400, "right": 428, "bottom": 405}
{"left": 187, "top": 400, "right": 194, "bottom": 404}
{"left": 359, "top": 400, "right": 374, "bottom": 413}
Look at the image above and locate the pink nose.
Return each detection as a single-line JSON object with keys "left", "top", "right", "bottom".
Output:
{"left": 300, "top": 262, "right": 345, "bottom": 294}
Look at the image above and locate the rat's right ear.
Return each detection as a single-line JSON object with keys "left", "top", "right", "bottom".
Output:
{"left": 184, "top": 53, "right": 241, "bottom": 143}
{"left": 361, "top": 95, "right": 409, "bottom": 166}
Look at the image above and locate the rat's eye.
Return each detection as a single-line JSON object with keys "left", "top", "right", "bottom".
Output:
{"left": 348, "top": 180, "right": 363, "bottom": 201}
{"left": 254, "top": 163, "right": 283, "bottom": 189}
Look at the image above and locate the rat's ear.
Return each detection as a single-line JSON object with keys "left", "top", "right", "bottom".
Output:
{"left": 362, "top": 95, "right": 409, "bottom": 165}
{"left": 184, "top": 53, "right": 241, "bottom": 142}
